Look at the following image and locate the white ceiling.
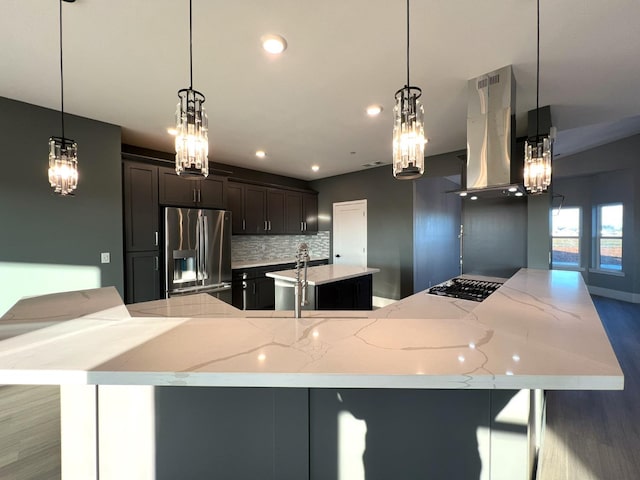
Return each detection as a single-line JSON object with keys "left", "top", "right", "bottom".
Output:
{"left": 3, "top": 0, "right": 640, "bottom": 180}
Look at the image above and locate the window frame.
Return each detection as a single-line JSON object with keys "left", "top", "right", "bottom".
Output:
{"left": 550, "top": 206, "right": 582, "bottom": 271}
{"left": 591, "top": 202, "right": 624, "bottom": 275}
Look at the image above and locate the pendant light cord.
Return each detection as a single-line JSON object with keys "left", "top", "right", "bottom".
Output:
{"left": 59, "top": 0, "right": 65, "bottom": 139}
{"left": 536, "top": 0, "right": 540, "bottom": 140}
{"left": 189, "top": 0, "right": 193, "bottom": 89}
{"left": 406, "top": 0, "right": 410, "bottom": 92}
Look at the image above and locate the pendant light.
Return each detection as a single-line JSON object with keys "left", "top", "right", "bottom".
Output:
{"left": 524, "top": 0, "right": 552, "bottom": 194}
{"left": 392, "top": 0, "right": 426, "bottom": 180}
{"left": 48, "top": 0, "right": 78, "bottom": 196}
{"left": 175, "top": 0, "right": 209, "bottom": 177}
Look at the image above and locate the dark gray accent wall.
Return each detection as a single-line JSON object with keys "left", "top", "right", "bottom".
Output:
{"left": 462, "top": 196, "right": 528, "bottom": 278}
{"left": 527, "top": 193, "right": 551, "bottom": 270}
{"left": 413, "top": 175, "right": 462, "bottom": 290}
{"left": 310, "top": 166, "right": 414, "bottom": 299}
{"left": 0, "top": 96, "right": 123, "bottom": 302}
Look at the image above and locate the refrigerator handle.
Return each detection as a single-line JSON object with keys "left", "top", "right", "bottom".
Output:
{"left": 202, "top": 214, "right": 209, "bottom": 281}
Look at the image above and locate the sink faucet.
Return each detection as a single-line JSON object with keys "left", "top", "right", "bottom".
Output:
{"left": 294, "top": 243, "right": 310, "bottom": 318}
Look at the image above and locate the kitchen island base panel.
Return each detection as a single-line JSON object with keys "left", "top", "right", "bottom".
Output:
{"left": 62, "top": 385, "right": 536, "bottom": 480}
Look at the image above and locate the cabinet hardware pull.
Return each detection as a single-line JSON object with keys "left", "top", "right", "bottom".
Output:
{"left": 198, "top": 189, "right": 201, "bottom": 203}
{"left": 154, "top": 231, "right": 158, "bottom": 246}
{"left": 243, "top": 219, "right": 246, "bottom": 231}
{"left": 268, "top": 220, "right": 272, "bottom": 231}
{"left": 264, "top": 220, "right": 268, "bottom": 231}
{"left": 154, "top": 256, "right": 159, "bottom": 271}
{"left": 193, "top": 189, "right": 197, "bottom": 203}
{"left": 301, "top": 221, "right": 304, "bottom": 232}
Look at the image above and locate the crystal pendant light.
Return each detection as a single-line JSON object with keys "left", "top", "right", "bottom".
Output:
{"left": 392, "top": 0, "right": 426, "bottom": 180}
{"left": 524, "top": 0, "right": 552, "bottom": 194}
{"left": 175, "top": 0, "right": 209, "bottom": 177}
{"left": 48, "top": 0, "right": 78, "bottom": 196}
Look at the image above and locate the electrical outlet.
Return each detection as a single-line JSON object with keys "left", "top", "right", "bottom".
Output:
{"left": 101, "top": 252, "right": 110, "bottom": 264}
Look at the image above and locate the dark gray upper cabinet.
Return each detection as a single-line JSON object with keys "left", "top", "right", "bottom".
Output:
{"left": 123, "top": 161, "right": 159, "bottom": 252}
{"left": 228, "top": 182, "right": 289, "bottom": 235}
{"left": 285, "top": 191, "right": 318, "bottom": 234}
{"left": 159, "top": 167, "right": 226, "bottom": 209}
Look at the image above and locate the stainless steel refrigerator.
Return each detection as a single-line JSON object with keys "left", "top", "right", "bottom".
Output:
{"left": 164, "top": 207, "right": 232, "bottom": 303}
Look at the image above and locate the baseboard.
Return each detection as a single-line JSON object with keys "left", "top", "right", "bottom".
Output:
{"left": 372, "top": 296, "right": 397, "bottom": 309}
{"left": 588, "top": 285, "right": 640, "bottom": 303}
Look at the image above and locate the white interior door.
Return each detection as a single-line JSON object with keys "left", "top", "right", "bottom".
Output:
{"left": 333, "top": 200, "right": 367, "bottom": 267}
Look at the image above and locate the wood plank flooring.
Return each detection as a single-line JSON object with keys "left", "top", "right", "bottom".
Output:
{"left": 0, "top": 386, "right": 60, "bottom": 480}
{"left": 537, "top": 296, "right": 640, "bottom": 480}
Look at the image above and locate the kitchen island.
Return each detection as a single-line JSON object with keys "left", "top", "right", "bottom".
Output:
{"left": 266, "top": 264, "right": 380, "bottom": 310}
{"left": 0, "top": 269, "right": 623, "bottom": 479}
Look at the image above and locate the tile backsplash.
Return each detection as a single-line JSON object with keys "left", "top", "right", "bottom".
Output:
{"left": 231, "top": 231, "right": 330, "bottom": 263}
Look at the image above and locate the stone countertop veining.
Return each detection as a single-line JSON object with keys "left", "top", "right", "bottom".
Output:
{"left": 232, "top": 257, "right": 329, "bottom": 270}
{"left": 0, "top": 269, "right": 624, "bottom": 390}
{"left": 266, "top": 264, "right": 381, "bottom": 286}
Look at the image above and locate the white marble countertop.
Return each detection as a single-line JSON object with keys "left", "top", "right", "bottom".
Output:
{"left": 266, "top": 264, "right": 380, "bottom": 285}
{"left": 0, "top": 269, "right": 623, "bottom": 390}
{"left": 232, "top": 257, "right": 329, "bottom": 270}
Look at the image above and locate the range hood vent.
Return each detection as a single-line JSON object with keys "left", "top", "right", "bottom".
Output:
{"left": 463, "top": 65, "right": 523, "bottom": 196}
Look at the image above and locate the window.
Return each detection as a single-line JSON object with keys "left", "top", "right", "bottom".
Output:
{"left": 596, "top": 203, "right": 623, "bottom": 271}
{"left": 551, "top": 207, "right": 581, "bottom": 268}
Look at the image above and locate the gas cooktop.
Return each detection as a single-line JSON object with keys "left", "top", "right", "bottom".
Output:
{"left": 427, "top": 277, "right": 503, "bottom": 302}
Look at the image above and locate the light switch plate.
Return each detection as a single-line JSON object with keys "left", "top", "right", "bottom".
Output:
{"left": 101, "top": 252, "right": 110, "bottom": 264}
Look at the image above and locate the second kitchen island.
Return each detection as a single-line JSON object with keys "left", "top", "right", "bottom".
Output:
{"left": 266, "top": 264, "right": 380, "bottom": 310}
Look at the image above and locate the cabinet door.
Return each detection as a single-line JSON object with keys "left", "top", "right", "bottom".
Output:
{"left": 302, "top": 193, "right": 318, "bottom": 233}
{"left": 227, "top": 183, "right": 245, "bottom": 234}
{"left": 266, "top": 189, "right": 286, "bottom": 234}
{"left": 159, "top": 167, "right": 199, "bottom": 206}
{"left": 244, "top": 185, "right": 267, "bottom": 234}
{"left": 123, "top": 162, "right": 159, "bottom": 251}
{"left": 125, "top": 251, "right": 160, "bottom": 304}
{"left": 285, "top": 191, "right": 303, "bottom": 234}
{"left": 199, "top": 176, "right": 226, "bottom": 209}
{"left": 255, "top": 277, "right": 275, "bottom": 309}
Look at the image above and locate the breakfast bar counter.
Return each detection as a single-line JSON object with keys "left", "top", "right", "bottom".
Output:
{"left": 0, "top": 268, "right": 624, "bottom": 480}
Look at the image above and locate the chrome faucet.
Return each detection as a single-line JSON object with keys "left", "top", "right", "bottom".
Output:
{"left": 294, "top": 243, "right": 310, "bottom": 318}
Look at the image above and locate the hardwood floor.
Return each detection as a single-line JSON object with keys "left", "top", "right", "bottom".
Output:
{"left": 538, "top": 296, "right": 640, "bottom": 480}
{"left": 0, "top": 386, "right": 60, "bottom": 480}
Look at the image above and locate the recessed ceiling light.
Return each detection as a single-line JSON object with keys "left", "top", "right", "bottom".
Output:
{"left": 255, "top": 150, "right": 266, "bottom": 158}
{"left": 508, "top": 186, "right": 518, "bottom": 192}
{"left": 167, "top": 127, "right": 177, "bottom": 136}
{"left": 261, "top": 34, "right": 287, "bottom": 54}
{"left": 366, "top": 105, "right": 383, "bottom": 116}
{"left": 311, "top": 165, "right": 319, "bottom": 172}
{"left": 470, "top": 195, "right": 478, "bottom": 200}
{"left": 459, "top": 192, "right": 468, "bottom": 197}
{"left": 515, "top": 192, "right": 524, "bottom": 197}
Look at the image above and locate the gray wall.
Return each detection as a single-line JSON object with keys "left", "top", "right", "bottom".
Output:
{"left": 413, "top": 175, "right": 462, "bottom": 290}
{"left": 310, "top": 166, "right": 414, "bottom": 299}
{"left": 552, "top": 134, "right": 639, "bottom": 295}
{"left": 0, "top": 96, "right": 123, "bottom": 312}
{"left": 462, "top": 196, "right": 528, "bottom": 279}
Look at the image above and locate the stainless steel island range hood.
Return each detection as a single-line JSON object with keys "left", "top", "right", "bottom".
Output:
{"left": 460, "top": 65, "right": 524, "bottom": 197}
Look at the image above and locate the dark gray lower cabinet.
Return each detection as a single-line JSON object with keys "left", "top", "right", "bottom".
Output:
{"left": 125, "top": 251, "right": 160, "bottom": 304}
{"left": 316, "top": 274, "right": 373, "bottom": 310}
{"left": 139, "top": 387, "right": 526, "bottom": 479}
{"left": 154, "top": 388, "right": 309, "bottom": 480}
